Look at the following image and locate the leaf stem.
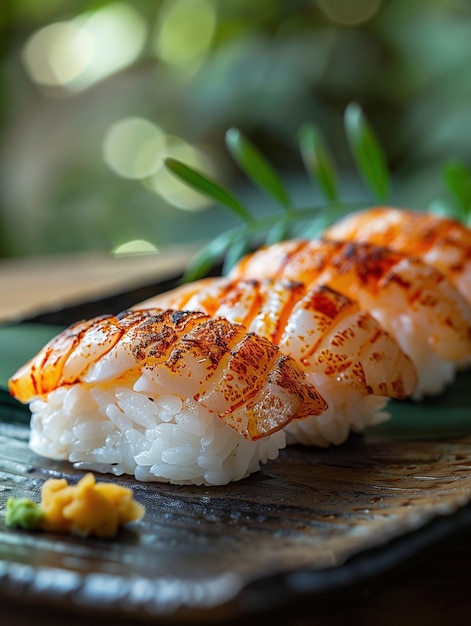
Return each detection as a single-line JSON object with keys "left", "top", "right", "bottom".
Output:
{"left": 182, "top": 200, "right": 366, "bottom": 281}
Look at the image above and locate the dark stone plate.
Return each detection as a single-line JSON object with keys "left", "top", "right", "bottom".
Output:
{"left": 1, "top": 276, "right": 471, "bottom": 623}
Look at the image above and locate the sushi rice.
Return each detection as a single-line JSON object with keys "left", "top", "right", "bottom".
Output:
{"left": 28, "top": 369, "right": 390, "bottom": 485}
{"left": 285, "top": 375, "right": 390, "bottom": 447}
{"left": 29, "top": 376, "right": 285, "bottom": 487}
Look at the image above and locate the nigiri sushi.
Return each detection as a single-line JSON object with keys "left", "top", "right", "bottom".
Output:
{"left": 324, "top": 207, "right": 471, "bottom": 305}
{"left": 230, "top": 239, "right": 471, "bottom": 399}
{"left": 9, "top": 309, "right": 327, "bottom": 486}
{"left": 137, "top": 278, "right": 417, "bottom": 446}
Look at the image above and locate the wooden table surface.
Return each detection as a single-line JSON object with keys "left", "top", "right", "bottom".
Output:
{"left": 0, "top": 246, "right": 196, "bottom": 323}
{"left": 1, "top": 249, "right": 471, "bottom": 626}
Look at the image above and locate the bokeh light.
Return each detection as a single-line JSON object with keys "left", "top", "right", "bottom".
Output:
{"left": 103, "top": 117, "right": 167, "bottom": 180}
{"left": 316, "top": 0, "right": 382, "bottom": 25}
{"left": 112, "top": 240, "right": 159, "bottom": 255}
{"left": 75, "top": 3, "right": 147, "bottom": 88}
{"left": 5, "top": 0, "right": 471, "bottom": 261}
{"left": 153, "top": 0, "right": 217, "bottom": 70}
{"left": 21, "top": 2, "right": 147, "bottom": 92}
{"left": 22, "top": 22, "right": 93, "bottom": 87}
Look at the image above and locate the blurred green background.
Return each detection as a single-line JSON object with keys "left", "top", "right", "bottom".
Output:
{"left": 1, "top": 0, "right": 470, "bottom": 259}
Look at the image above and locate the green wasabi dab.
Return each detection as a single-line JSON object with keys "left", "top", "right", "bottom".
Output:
{"left": 5, "top": 497, "right": 45, "bottom": 530}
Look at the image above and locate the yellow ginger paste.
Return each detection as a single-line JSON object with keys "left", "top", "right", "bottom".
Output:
{"left": 6, "top": 473, "right": 145, "bottom": 538}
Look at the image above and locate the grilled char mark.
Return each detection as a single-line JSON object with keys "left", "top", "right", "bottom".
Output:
{"left": 165, "top": 317, "right": 245, "bottom": 373}
{"left": 138, "top": 276, "right": 417, "bottom": 400}
{"left": 228, "top": 331, "right": 278, "bottom": 384}
{"left": 233, "top": 239, "right": 308, "bottom": 281}
{"left": 269, "top": 355, "right": 328, "bottom": 416}
{"left": 326, "top": 208, "right": 471, "bottom": 281}
{"left": 303, "top": 284, "right": 352, "bottom": 319}
{"left": 330, "top": 241, "right": 402, "bottom": 290}
{"left": 212, "top": 333, "right": 282, "bottom": 432}
{"left": 10, "top": 310, "right": 211, "bottom": 399}
{"left": 210, "top": 278, "right": 268, "bottom": 329}
{"left": 268, "top": 280, "right": 307, "bottom": 346}
{"left": 297, "top": 286, "right": 363, "bottom": 370}
{"left": 271, "top": 355, "right": 328, "bottom": 415}
{"left": 127, "top": 309, "right": 208, "bottom": 362}
{"left": 233, "top": 239, "right": 406, "bottom": 294}
{"left": 241, "top": 352, "right": 328, "bottom": 440}
{"left": 213, "top": 279, "right": 263, "bottom": 318}
{"left": 14, "top": 316, "right": 114, "bottom": 398}
{"left": 221, "top": 278, "right": 307, "bottom": 346}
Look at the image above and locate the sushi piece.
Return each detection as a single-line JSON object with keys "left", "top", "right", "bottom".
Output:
{"left": 324, "top": 207, "right": 471, "bottom": 305}
{"left": 136, "top": 278, "right": 417, "bottom": 446}
{"left": 230, "top": 239, "right": 471, "bottom": 399}
{"left": 9, "top": 309, "right": 327, "bottom": 486}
